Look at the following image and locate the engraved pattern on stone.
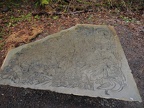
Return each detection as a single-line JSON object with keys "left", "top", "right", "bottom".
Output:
{"left": 0, "top": 25, "right": 142, "bottom": 102}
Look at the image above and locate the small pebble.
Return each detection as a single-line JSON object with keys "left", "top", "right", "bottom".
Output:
{"left": 136, "top": 21, "right": 141, "bottom": 25}
{"left": 1, "top": 7, "right": 9, "bottom": 13}
{"left": 1, "top": 93, "right": 4, "bottom": 96}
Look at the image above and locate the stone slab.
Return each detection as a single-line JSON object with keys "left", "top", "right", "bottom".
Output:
{"left": 0, "top": 24, "right": 142, "bottom": 102}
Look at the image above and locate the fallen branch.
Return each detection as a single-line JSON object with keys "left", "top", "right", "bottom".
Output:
{"left": 32, "top": 9, "right": 93, "bottom": 16}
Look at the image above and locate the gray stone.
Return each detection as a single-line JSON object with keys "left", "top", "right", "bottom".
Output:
{"left": 0, "top": 24, "right": 142, "bottom": 102}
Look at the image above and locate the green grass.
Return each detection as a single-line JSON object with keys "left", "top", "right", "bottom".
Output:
{"left": 8, "top": 13, "right": 32, "bottom": 27}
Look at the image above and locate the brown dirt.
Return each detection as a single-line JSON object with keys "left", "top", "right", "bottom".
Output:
{"left": 6, "top": 25, "right": 43, "bottom": 51}
{"left": 0, "top": 1, "right": 144, "bottom": 108}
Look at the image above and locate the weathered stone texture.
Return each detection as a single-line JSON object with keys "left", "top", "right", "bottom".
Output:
{"left": 0, "top": 24, "right": 142, "bottom": 102}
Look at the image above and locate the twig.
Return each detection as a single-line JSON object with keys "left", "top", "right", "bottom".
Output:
{"left": 68, "top": 0, "right": 74, "bottom": 12}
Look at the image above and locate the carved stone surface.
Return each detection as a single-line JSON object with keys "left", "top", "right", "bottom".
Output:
{"left": 0, "top": 24, "right": 142, "bottom": 102}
